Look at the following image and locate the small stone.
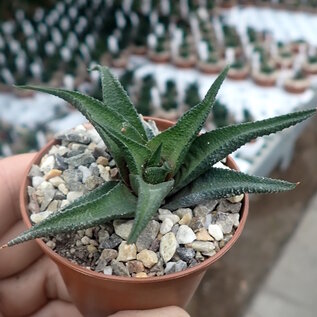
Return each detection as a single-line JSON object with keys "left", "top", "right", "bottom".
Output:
{"left": 171, "top": 224, "right": 180, "bottom": 236}
{"left": 28, "top": 186, "right": 40, "bottom": 213}
{"left": 85, "top": 228, "right": 93, "bottom": 238}
{"left": 78, "top": 165, "right": 92, "bottom": 182}
{"left": 56, "top": 132, "right": 91, "bottom": 144}
{"left": 217, "top": 200, "right": 242, "bottom": 214}
{"left": 65, "top": 152, "right": 95, "bottom": 167}
{"left": 113, "top": 219, "right": 134, "bottom": 240}
{"left": 160, "top": 232, "right": 178, "bottom": 263}
{"left": 32, "top": 176, "right": 45, "bottom": 188}
{"left": 67, "top": 191, "right": 84, "bottom": 203}
{"left": 46, "top": 200, "right": 60, "bottom": 212}
{"left": 227, "top": 194, "right": 244, "bottom": 203}
{"left": 117, "top": 242, "right": 137, "bottom": 262}
{"left": 158, "top": 208, "right": 172, "bottom": 215}
{"left": 160, "top": 218, "right": 173, "bottom": 234}
{"left": 99, "top": 249, "right": 118, "bottom": 263}
{"left": 37, "top": 181, "right": 56, "bottom": 211}
{"left": 62, "top": 169, "right": 83, "bottom": 184}
{"left": 49, "top": 176, "right": 65, "bottom": 187}
{"left": 176, "top": 247, "right": 195, "bottom": 263}
{"left": 85, "top": 176, "right": 103, "bottom": 190}
{"left": 164, "top": 262, "right": 176, "bottom": 274}
{"left": 179, "top": 212, "right": 192, "bottom": 225}
{"left": 98, "top": 229, "right": 110, "bottom": 243}
{"left": 202, "top": 250, "right": 216, "bottom": 257}
{"left": 58, "top": 183, "right": 69, "bottom": 195}
{"left": 96, "top": 156, "right": 109, "bottom": 166}
{"left": 28, "top": 164, "right": 42, "bottom": 177}
{"left": 175, "top": 208, "right": 193, "bottom": 219}
{"left": 150, "top": 258, "right": 164, "bottom": 276}
{"left": 200, "top": 200, "right": 218, "bottom": 211}
{"left": 158, "top": 214, "right": 180, "bottom": 224}
{"left": 45, "top": 169, "right": 62, "bottom": 180}
{"left": 54, "top": 191, "right": 66, "bottom": 201}
{"left": 149, "top": 238, "right": 160, "bottom": 252}
{"left": 176, "top": 225, "right": 196, "bottom": 244}
{"left": 216, "top": 212, "right": 234, "bottom": 234}
{"left": 135, "top": 272, "right": 148, "bottom": 278}
{"left": 40, "top": 155, "right": 55, "bottom": 173}
{"left": 137, "top": 250, "right": 158, "bottom": 268}
{"left": 46, "top": 240, "right": 56, "bottom": 249}
{"left": 195, "top": 251, "right": 204, "bottom": 261}
{"left": 136, "top": 220, "right": 160, "bottom": 252}
{"left": 175, "top": 260, "right": 187, "bottom": 272}
{"left": 108, "top": 159, "right": 116, "bottom": 167}
{"left": 98, "top": 165, "right": 111, "bottom": 181}
{"left": 55, "top": 154, "right": 68, "bottom": 170}
{"left": 208, "top": 224, "right": 224, "bottom": 241}
{"left": 99, "top": 234, "right": 122, "bottom": 249}
{"left": 87, "top": 244, "right": 97, "bottom": 253}
{"left": 92, "top": 147, "right": 109, "bottom": 159}
{"left": 193, "top": 205, "right": 210, "bottom": 217}
{"left": 190, "top": 241, "right": 215, "bottom": 253}
{"left": 71, "top": 143, "right": 88, "bottom": 151}
{"left": 189, "top": 216, "right": 205, "bottom": 232}
{"left": 127, "top": 260, "right": 145, "bottom": 274}
{"left": 89, "top": 163, "right": 100, "bottom": 176}
{"left": 110, "top": 168, "right": 118, "bottom": 178}
{"left": 103, "top": 266, "right": 113, "bottom": 275}
{"left": 195, "top": 228, "right": 213, "bottom": 241}
{"left": 111, "top": 260, "right": 130, "bottom": 277}
{"left": 228, "top": 213, "right": 240, "bottom": 228}
{"left": 30, "top": 210, "right": 53, "bottom": 223}
{"left": 81, "top": 236, "right": 90, "bottom": 245}
{"left": 219, "top": 234, "right": 233, "bottom": 248}
{"left": 188, "top": 259, "right": 199, "bottom": 268}
{"left": 60, "top": 199, "right": 69, "bottom": 208}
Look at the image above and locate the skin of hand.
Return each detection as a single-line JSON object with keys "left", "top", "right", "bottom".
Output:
{"left": 0, "top": 154, "right": 190, "bottom": 317}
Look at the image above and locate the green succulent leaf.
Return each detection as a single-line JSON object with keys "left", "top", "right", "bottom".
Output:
{"left": 147, "top": 143, "right": 163, "bottom": 167}
{"left": 7, "top": 182, "right": 137, "bottom": 247}
{"left": 174, "top": 108, "right": 316, "bottom": 192}
{"left": 165, "top": 167, "right": 297, "bottom": 210}
{"left": 147, "top": 66, "right": 229, "bottom": 175}
{"left": 99, "top": 126, "right": 151, "bottom": 177}
{"left": 128, "top": 175, "right": 174, "bottom": 243}
{"left": 92, "top": 65, "right": 147, "bottom": 141}
{"left": 16, "top": 86, "right": 145, "bottom": 144}
{"left": 143, "top": 162, "right": 171, "bottom": 184}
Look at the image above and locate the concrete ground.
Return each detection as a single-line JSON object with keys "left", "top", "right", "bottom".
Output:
{"left": 187, "top": 114, "right": 317, "bottom": 317}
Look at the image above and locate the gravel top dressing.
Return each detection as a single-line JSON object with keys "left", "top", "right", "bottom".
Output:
{"left": 27, "top": 124, "right": 242, "bottom": 278}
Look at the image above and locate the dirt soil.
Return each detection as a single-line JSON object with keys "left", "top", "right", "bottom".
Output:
{"left": 187, "top": 115, "right": 317, "bottom": 317}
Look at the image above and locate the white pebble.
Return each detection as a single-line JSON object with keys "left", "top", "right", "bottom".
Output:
{"left": 32, "top": 176, "right": 45, "bottom": 188}
{"left": 160, "top": 232, "right": 178, "bottom": 263}
{"left": 40, "top": 155, "right": 55, "bottom": 173}
{"left": 103, "top": 266, "right": 113, "bottom": 275}
{"left": 176, "top": 225, "right": 196, "bottom": 244}
{"left": 227, "top": 194, "right": 244, "bottom": 203}
{"left": 30, "top": 210, "right": 53, "bottom": 223}
{"left": 160, "top": 218, "right": 174, "bottom": 234}
{"left": 208, "top": 224, "right": 224, "bottom": 241}
{"left": 67, "top": 191, "right": 84, "bottom": 202}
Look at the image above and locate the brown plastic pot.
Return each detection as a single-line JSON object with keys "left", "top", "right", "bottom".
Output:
{"left": 19, "top": 117, "right": 249, "bottom": 317}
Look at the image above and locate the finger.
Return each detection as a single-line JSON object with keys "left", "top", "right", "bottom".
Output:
{"left": 0, "top": 220, "right": 42, "bottom": 278}
{"left": 109, "top": 306, "right": 190, "bottom": 317}
{"left": 32, "top": 300, "right": 82, "bottom": 317}
{"left": 0, "top": 153, "right": 36, "bottom": 236}
{"left": 0, "top": 255, "right": 73, "bottom": 316}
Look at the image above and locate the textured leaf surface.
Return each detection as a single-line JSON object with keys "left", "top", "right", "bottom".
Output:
{"left": 17, "top": 86, "right": 144, "bottom": 144}
{"left": 174, "top": 109, "right": 316, "bottom": 192}
{"left": 100, "top": 126, "right": 151, "bottom": 176}
{"left": 128, "top": 176, "right": 174, "bottom": 243}
{"left": 93, "top": 65, "right": 147, "bottom": 141}
{"left": 143, "top": 162, "right": 171, "bottom": 184}
{"left": 147, "top": 143, "right": 162, "bottom": 167}
{"left": 147, "top": 66, "right": 229, "bottom": 175}
{"left": 165, "top": 168, "right": 296, "bottom": 210}
{"left": 7, "top": 182, "right": 137, "bottom": 247}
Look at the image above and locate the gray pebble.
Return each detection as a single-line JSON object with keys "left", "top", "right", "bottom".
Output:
{"left": 176, "top": 247, "right": 195, "bottom": 263}
{"left": 57, "top": 132, "right": 91, "bottom": 145}
{"left": 164, "top": 262, "right": 176, "bottom": 274}
{"left": 111, "top": 260, "right": 130, "bottom": 277}
{"left": 189, "top": 216, "right": 205, "bottom": 232}
{"left": 65, "top": 153, "right": 95, "bottom": 167}
{"left": 99, "top": 233, "right": 122, "bottom": 249}
{"left": 136, "top": 220, "right": 160, "bottom": 252}
{"left": 28, "top": 164, "right": 42, "bottom": 177}
{"left": 175, "top": 260, "right": 187, "bottom": 272}
{"left": 85, "top": 176, "right": 103, "bottom": 190}
{"left": 193, "top": 205, "right": 210, "bottom": 217}
{"left": 217, "top": 200, "right": 241, "bottom": 214}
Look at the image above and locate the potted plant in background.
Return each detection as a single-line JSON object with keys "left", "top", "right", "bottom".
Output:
{"left": 284, "top": 69, "right": 310, "bottom": 94}
{"left": 303, "top": 54, "right": 317, "bottom": 75}
{"left": 228, "top": 58, "right": 250, "bottom": 80}
{"left": 1, "top": 66, "right": 315, "bottom": 317}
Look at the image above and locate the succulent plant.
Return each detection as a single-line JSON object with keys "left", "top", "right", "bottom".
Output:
{"left": 3, "top": 66, "right": 316, "bottom": 249}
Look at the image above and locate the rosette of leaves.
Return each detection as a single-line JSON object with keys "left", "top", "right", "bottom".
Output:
{"left": 3, "top": 66, "right": 316, "bottom": 248}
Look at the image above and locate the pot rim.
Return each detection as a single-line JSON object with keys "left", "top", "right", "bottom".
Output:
{"left": 19, "top": 116, "right": 249, "bottom": 284}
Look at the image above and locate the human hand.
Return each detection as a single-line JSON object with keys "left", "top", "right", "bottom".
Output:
{"left": 0, "top": 154, "right": 190, "bottom": 317}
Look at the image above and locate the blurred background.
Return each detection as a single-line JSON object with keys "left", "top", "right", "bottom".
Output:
{"left": 0, "top": 1, "right": 316, "bottom": 316}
